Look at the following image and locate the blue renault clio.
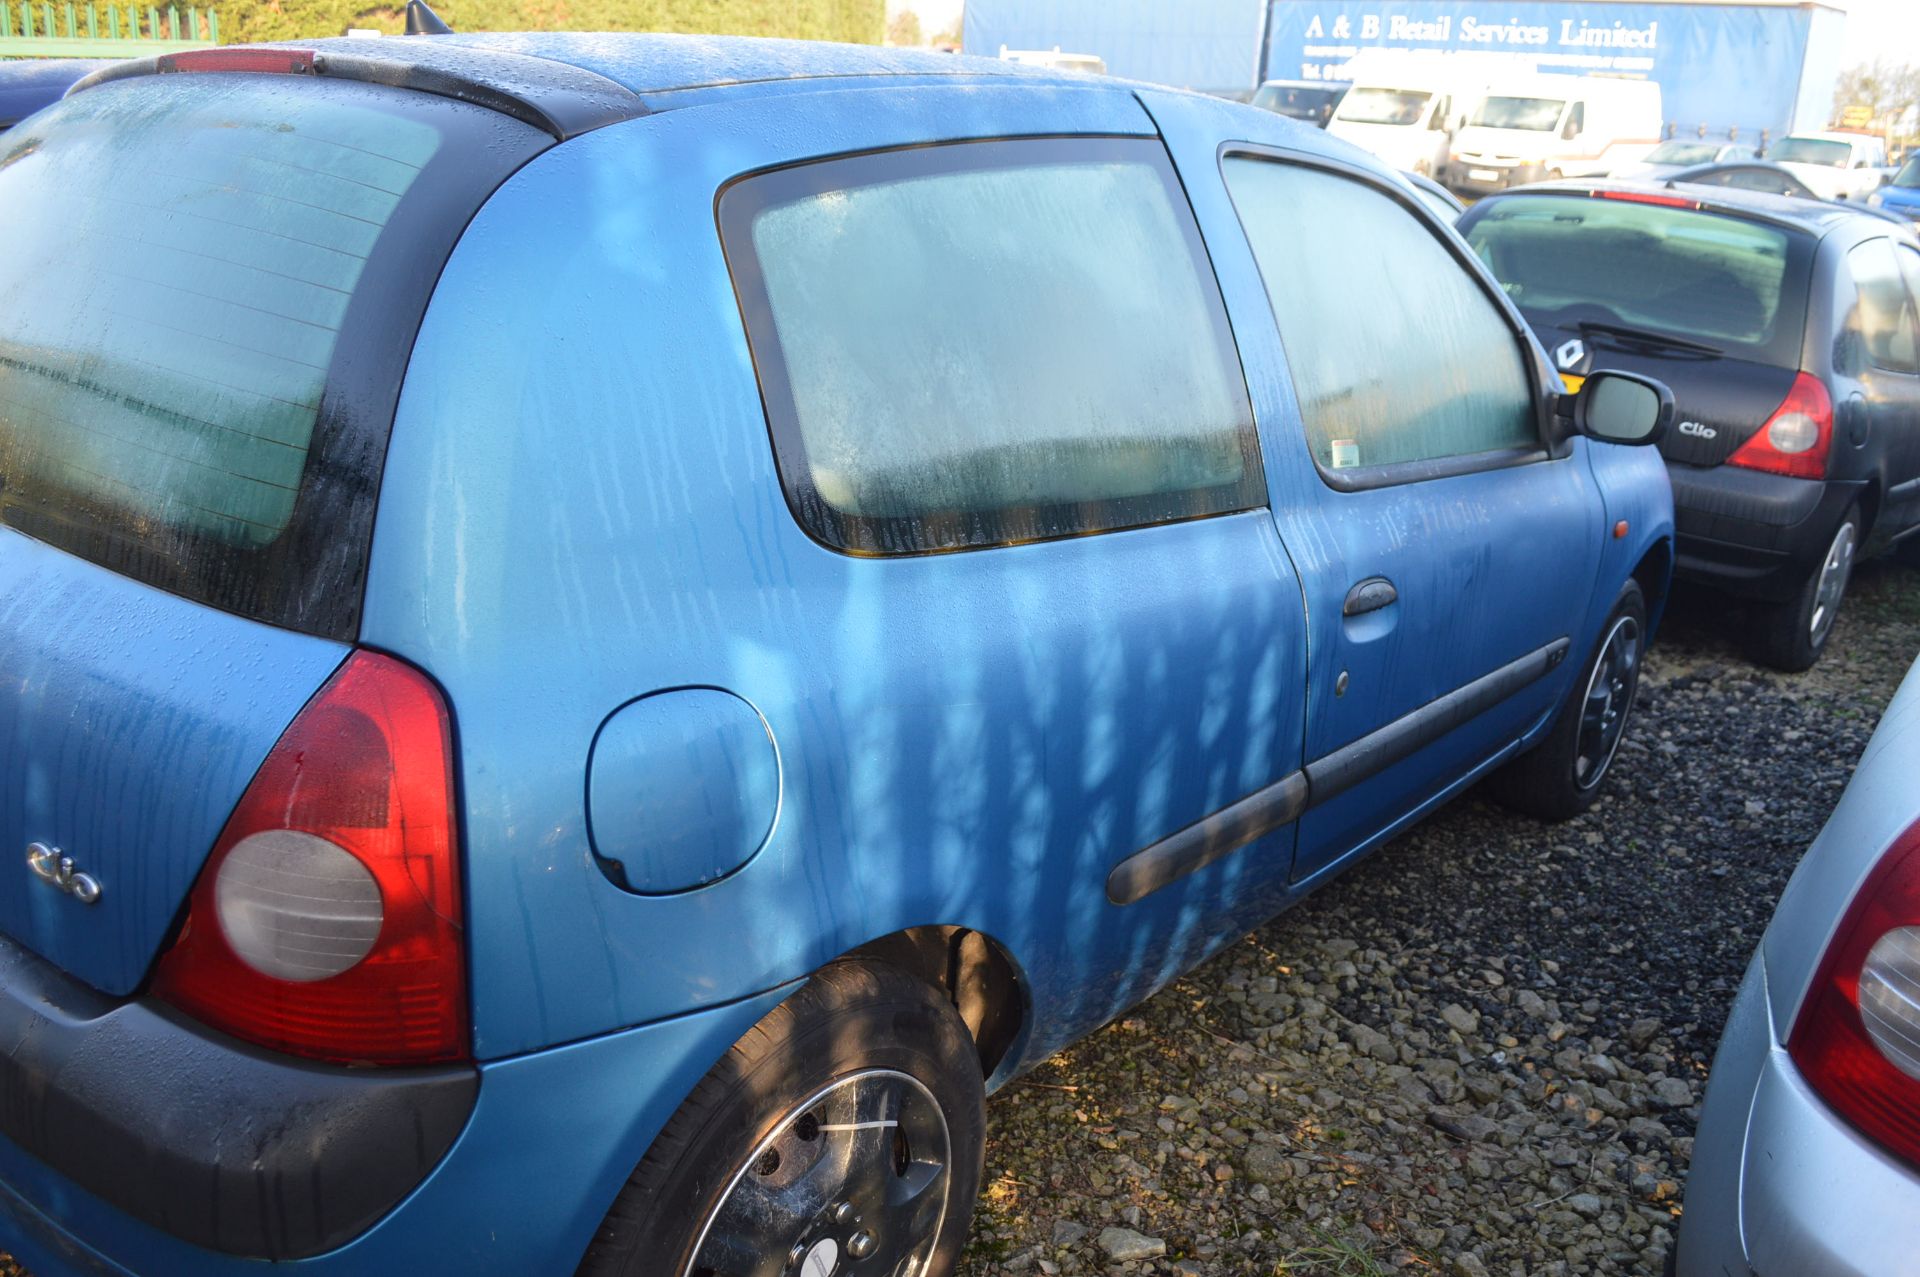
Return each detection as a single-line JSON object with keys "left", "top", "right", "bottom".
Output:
{"left": 0, "top": 35, "right": 1674, "bottom": 1276}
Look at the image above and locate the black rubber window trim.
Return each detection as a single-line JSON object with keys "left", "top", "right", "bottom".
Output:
{"left": 716, "top": 134, "right": 1269, "bottom": 558}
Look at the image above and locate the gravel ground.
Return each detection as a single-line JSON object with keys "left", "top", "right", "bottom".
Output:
{"left": 958, "top": 558, "right": 1920, "bottom": 1277}
{"left": 2, "top": 563, "right": 1914, "bottom": 1277}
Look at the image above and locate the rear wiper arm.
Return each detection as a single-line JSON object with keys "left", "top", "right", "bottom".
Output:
{"left": 1577, "top": 319, "right": 1723, "bottom": 357}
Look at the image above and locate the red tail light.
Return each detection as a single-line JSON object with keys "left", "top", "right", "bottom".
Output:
{"left": 1727, "top": 373, "right": 1833, "bottom": 480}
{"left": 156, "top": 49, "right": 316, "bottom": 75}
{"left": 151, "top": 650, "right": 467, "bottom": 1066}
{"left": 1788, "top": 818, "right": 1920, "bottom": 1171}
{"left": 1596, "top": 190, "right": 1701, "bottom": 209}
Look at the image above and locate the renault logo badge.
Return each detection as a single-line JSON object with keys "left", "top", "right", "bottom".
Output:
{"left": 1553, "top": 338, "right": 1587, "bottom": 372}
{"left": 26, "top": 842, "right": 101, "bottom": 905}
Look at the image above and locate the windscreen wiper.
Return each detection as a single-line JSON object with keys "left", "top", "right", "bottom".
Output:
{"left": 1577, "top": 319, "right": 1723, "bottom": 358}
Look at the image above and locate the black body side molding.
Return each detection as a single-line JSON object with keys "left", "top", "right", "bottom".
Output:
{"left": 1304, "top": 636, "right": 1570, "bottom": 807}
{"left": 1108, "top": 636, "right": 1571, "bottom": 904}
{"left": 1107, "top": 771, "right": 1310, "bottom": 906}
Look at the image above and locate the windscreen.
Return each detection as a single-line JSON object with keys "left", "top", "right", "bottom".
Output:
{"left": 1336, "top": 88, "right": 1430, "bottom": 126}
{"left": 1772, "top": 138, "right": 1849, "bottom": 167}
{"left": 0, "top": 73, "right": 547, "bottom": 639}
{"left": 1893, "top": 156, "right": 1920, "bottom": 188}
{"left": 1464, "top": 195, "right": 1809, "bottom": 366}
{"left": 1470, "top": 96, "right": 1565, "bottom": 131}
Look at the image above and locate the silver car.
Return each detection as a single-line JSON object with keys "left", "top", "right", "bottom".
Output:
{"left": 1610, "top": 138, "right": 1758, "bottom": 181}
{"left": 1677, "top": 656, "right": 1920, "bottom": 1274}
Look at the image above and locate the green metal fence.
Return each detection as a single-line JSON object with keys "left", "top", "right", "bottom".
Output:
{"left": 0, "top": 2, "right": 218, "bottom": 56}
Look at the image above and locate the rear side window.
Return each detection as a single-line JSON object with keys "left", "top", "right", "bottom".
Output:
{"left": 1846, "top": 239, "right": 1920, "bottom": 375}
{"left": 1464, "top": 193, "right": 1809, "bottom": 367}
{"left": 1223, "top": 157, "right": 1536, "bottom": 477}
{"left": 720, "top": 138, "right": 1263, "bottom": 556}
{"left": 0, "top": 75, "right": 549, "bottom": 639}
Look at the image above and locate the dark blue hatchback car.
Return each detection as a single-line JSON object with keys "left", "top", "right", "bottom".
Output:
{"left": 0, "top": 35, "right": 1674, "bottom": 1276}
{"left": 0, "top": 58, "right": 114, "bottom": 132}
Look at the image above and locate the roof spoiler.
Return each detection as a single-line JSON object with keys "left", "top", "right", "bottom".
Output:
{"left": 65, "top": 35, "right": 646, "bottom": 141}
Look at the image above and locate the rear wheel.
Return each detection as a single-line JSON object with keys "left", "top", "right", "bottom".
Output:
{"left": 1487, "top": 578, "right": 1646, "bottom": 822}
{"left": 577, "top": 960, "right": 985, "bottom": 1277}
{"left": 1749, "top": 506, "right": 1859, "bottom": 673}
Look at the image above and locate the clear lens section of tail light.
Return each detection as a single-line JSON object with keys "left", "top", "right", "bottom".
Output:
{"left": 214, "top": 830, "right": 384, "bottom": 982}
{"left": 1860, "top": 925, "right": 1920, "bottom": 1081}
{"left": 1767, "top": 411, "right": 1820, "bottom": 454}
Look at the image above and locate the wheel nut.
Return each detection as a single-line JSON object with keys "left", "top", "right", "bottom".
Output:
{"left": 847, "top": 1231, "right": 876, "bottom": 1259}
{"left": 832, "top": 1201, "right": 857, "bottom": 1225}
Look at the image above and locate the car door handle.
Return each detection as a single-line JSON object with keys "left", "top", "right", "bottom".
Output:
{"left": 1343, "top": 577, "right": 1398, "bottom": 617}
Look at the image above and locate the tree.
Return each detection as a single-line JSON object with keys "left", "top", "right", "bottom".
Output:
{"left": 1833, "top": 60, "right": 1920, "bottom": 134}
{"left": 210, "top": 0, "right": 884, "bottom": 45}
{"left": 885, "top": 9, "right": 921, "bottom": 46}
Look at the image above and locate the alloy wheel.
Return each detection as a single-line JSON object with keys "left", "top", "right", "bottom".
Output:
{"left": 1809, "top": 519, "right": 1857, "bottom": 646}
{"left": 1574, "top": 614, "right": 1641, "bottom": 791}
{"left": 685, "top": 1069, "right": 952, "bottom": 1277}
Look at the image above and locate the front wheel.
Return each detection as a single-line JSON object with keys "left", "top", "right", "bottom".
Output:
{"left": 577, "top": 960, "right": 986, "bottom": 1277}
{"left": 1749, "top": 506, "right": 1858, "bottom": 673}
{"left": 1486, "top": 578, "right": 1646, "bottom": 822}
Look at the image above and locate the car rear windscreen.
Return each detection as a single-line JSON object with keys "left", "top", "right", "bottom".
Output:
{"left": 0, "top": 73, "right": 549, "bottom": 639}
{"left": 1463, "top": 194, "right": 1810, "bottom": 367}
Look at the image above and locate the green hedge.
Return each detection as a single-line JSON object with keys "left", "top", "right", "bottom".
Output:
{"left": 220, "top": 0, "right": 882, "bottom": 47}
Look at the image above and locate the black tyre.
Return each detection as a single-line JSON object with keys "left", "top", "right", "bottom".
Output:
{"left": 1486, "top": 578, "right": 1646, "bottom": 822}
{"left": 577, "top": 960, "right": 986, "bottom": 1277}
{"left": 1748, "top": 505, "right": 1859, "bottom": 673}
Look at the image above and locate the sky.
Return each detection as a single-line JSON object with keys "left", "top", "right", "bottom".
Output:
{"left": 1843, "top": 0, "right": 1920, "bottom": 68}
{"left": 891, "top": 0, "right": 1920, "bottom": 69}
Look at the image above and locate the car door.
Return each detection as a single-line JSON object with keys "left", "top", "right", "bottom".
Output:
{"left": 1886, "top": 241, "right": 1920, "bottom": 531}
{"left": 1840, "top": 237, "right": 1920, "bottom": 532}
{"left": 1143, "top": 92, "right": 1603, "bottom": 885}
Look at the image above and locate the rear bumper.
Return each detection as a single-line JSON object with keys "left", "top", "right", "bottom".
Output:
{"left": 1676, "top": 954, "right": 1920, "bottom": 1276}
{"left": 0, "top": 933, "right": 475, "bottom": 1260}
{"left": 1666, "top": 465, "right": 1861, "bottom": 603}
{"left": 0, "top": 931, "right": 797, "bottom": 1275}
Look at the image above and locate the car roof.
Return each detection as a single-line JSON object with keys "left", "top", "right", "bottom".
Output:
{"left": 68, "top": 32, "right": 1131, "bottom": 139}
{"left": 351, "top": 32, "right": 1073, "bottom": 97}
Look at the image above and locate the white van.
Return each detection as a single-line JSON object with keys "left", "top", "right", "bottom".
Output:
{"left": 1769, "top": 131, "right": 1889, "bottom": 201}
{"left": 1324, "top": 52, "right": 1487, "bottom": 178}
{"left": 997, "top": 45, "right": 1106, "bottom": 75}
{"left": 1448, "top": 74, "right": 1662, "bottom": 196}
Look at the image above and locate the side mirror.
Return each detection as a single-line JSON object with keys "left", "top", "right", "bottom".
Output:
{"left": 1563, "top": 371, "right": 1673, "bottom": 446}
{"left": 1561, "top": 118, "right": 1580, "bottom": 141}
